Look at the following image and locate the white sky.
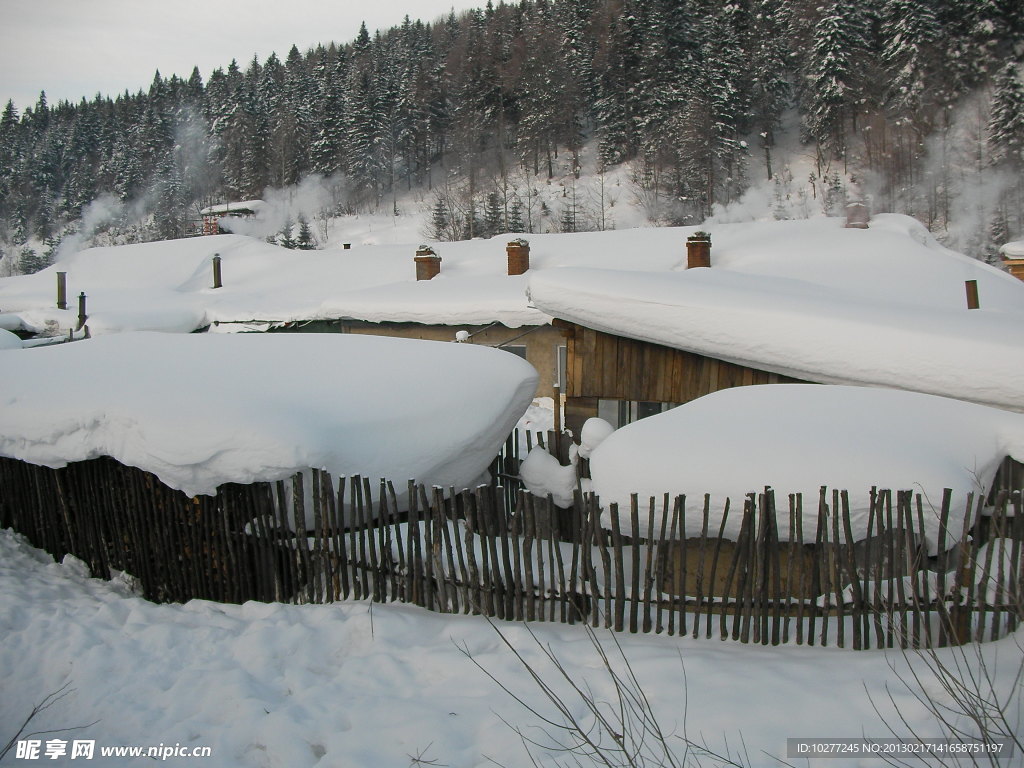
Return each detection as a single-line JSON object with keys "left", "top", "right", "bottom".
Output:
{"left": 0, "top": 0, "right": 482, "bottom": 113}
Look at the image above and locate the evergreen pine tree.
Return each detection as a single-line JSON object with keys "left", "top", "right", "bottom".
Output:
{"left": 882, "top": 0, "right": 941, "bottom": 117}
{"left": 296, "top": 216, "right": 315, "bottom": 249}
{"left": 988, "top": 62, "right": 1024, "bottom": 167}
{"left": 508, "top": 198, "right": 525, "bottom": 233}
{"left": 431, "top": 197, "right": 451, "bottom": 241}
{"left": 483, "top": 191, "right": 504, "bottom": 237}
{"left": 278, "top": 216, "right": 296, "bottom": 249}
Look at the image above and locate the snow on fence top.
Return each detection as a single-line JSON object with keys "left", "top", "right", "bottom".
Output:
{"left": 528, "top": 216, "right": 1024, "bottom": 412}
{"left": 586, "top": 384, "right": 1024, "bottom": 553}
{"left": 0, "top": 332, "right": 538, "bottom": 497}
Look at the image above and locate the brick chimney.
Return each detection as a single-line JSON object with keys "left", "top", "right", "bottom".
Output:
{"left": 414, "top": 246, "right": 441, "bottom": 280}
{"left": 686, "top": 232, "right": 711, "bottom": 269}
{"left": 506, "top": 238, "right": 530, "bottom": 275}
{"left": 845, "top": 201, "right": 870, "bottom": 229}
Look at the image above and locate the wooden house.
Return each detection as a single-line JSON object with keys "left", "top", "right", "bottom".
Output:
{"left": 1000, "top": 240, "right": 1024, "bottom": 281}
{"left": 529, "top": 223, "right": 1024, "bottom": 436}
{"left": 208, "top": 238, "right": 568, "bottom": 403}
{"left": 198, "top": 200, "right": 264, "bottom": 235}
{"left": 552, "top": 319, "right": 806, "bottom": 436}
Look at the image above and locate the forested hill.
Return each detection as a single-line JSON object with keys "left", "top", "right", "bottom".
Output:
{"left": 1, "top": 0, "right": 1022, "bottom": 273}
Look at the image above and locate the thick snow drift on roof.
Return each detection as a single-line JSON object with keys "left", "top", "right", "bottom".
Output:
{"left": 199, "top": 200, "right": 265, "bottom": 216}
{"left": 0, "top": 234, "right": 550, "bottom": 334}
{"left": 0, "top": 332, "right": 538, "bottom": 498}
{"left": 528, "top": 217, "right": 1024, "bottom": 411}
{"left": 1000, "top": 240, "right": 1024, "bottom": 258}
{"left": 587, "top": 385, "right": 1024, "bottom": 553}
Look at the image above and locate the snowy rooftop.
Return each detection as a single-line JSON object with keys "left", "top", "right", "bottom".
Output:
{"left": 527, "top": 215, "right": 1024, "bottom": 412}
{"left": 1000, "top": 239, "right": 1024, "bottom": 259}
{"left": 2, "top": 215, "right": 1022, "bottom": 410}
{"left": 3, "top": 213, "right": 1000, "bottom": 337}
{"left": 0, "top": 332, "right": 537, "bottom": 497}
{"left": 198, "top": 200, "right": 266, "bottom": 216}
{"left": 585, "top": 385, "right": 1024, "bottom": 552}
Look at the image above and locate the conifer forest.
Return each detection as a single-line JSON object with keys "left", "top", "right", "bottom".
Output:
{"left": 1, "top": 0, "right": 1022, "bottom": 273}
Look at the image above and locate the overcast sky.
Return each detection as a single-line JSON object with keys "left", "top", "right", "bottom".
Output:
{"left": 0, "top": 0, "right": 482, "bottom": 113}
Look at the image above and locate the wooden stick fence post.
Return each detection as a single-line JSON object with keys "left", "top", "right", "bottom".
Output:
{"left": 6, "top": 453, "right": 1024, "bottom": 649}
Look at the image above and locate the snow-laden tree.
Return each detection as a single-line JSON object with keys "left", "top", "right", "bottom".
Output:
{"left": 882, "top": 0, "right": 941, "bottom": 119}
{"left": 988, "top": 61, "right": 1024, "bottom": 167}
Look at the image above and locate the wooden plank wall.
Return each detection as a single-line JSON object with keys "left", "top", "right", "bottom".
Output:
{"left": 557, "top": 321, "right": 806, "bottom": 403}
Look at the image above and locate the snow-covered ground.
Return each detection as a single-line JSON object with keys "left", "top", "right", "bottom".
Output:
{"left": 3, "top": 528, "right": 1021, "bottom": 768}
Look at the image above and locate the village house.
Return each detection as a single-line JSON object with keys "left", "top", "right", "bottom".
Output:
{"left": 0, "top": 232, "right": 569, "bottom": 402}
{"left": 3, "top": 215, "right": 1023, "bottom": 430}
{"left": 527, "top": 214, "right": 1024, "bottom": 436}
{"left": 197, "top": 200, "right": 265, "bottom": 235}
{"left": 1000, "top": 239, "right": 1024, "bottom": 280}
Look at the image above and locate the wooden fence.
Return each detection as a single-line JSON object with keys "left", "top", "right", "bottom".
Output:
{"left": 1, "top": 454, "right": 1021, "bottom": 650}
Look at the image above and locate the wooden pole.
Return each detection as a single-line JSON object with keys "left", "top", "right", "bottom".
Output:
{"left": 56, "top": 272, "right": 68, "bottom": 310}
{"left": 76, "top": 292, "right": 88, "bottom": 334}
{"left": 965, "top": 280, "right": 979, "bottom": 310}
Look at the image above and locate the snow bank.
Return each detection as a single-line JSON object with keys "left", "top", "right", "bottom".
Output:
{"left": 0, "top": 327, "right": 22, "bottom": 349}
{"left": 519, "top": 447, "right": 577, "bottom": 508}
{"left": 0, "top": 332, "right": 538, "bottom": 498}
{"left": 6, "top": 528, "right": 1010, "bottom": 768}
{"left": 578, "top": 417, "right": 615, "bottom": 459}
{"left": 587, "top": 385, "right": 1024, "bottom": 553}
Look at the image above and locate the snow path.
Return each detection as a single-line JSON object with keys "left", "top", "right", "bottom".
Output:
{"left": 2, "top": 530, "right": 1019, "bottom": 767}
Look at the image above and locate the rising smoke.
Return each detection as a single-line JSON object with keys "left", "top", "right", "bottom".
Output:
{"left": 218, "top": 174, "right": 348, "bottom": 242}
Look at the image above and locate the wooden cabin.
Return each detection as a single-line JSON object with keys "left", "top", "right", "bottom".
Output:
{"left": 552, "top": 320, "right": 807, "bottom": 436}
{"left": 1000, "top": 244, "right": 1024, "bottom": 281}
{"left": 198, "top": 200, "right": 264, "bottom": 235}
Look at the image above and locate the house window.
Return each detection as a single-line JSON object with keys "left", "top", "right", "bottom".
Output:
{"left": 598, "top": 400, "right": 678, "bottom": 428}
{"left": 636, "top": 401, "right": 663, "bottom": 420}
{"left": 502, "top": 344, "right": 528, "bottom": 361}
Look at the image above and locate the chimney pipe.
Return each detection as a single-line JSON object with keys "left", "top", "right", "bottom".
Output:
{"left": 506, "top": 238, "right": 530, "bottom": 275}
{"left": 845, "top": 201, "right": 870, "bottom": 229}
{"left": 686, "top": 232, "right": 711, "bottom": 269}
{"left": 965, "top": 280, "right": 980, "bottom": 310}
{"left": 76, "top": 291, "right": 88, "bottom": 333}
{"left": 415, "top": 246, "right": 441, "bottom": 281}
{"left": 56, "top": 272, "right": 68, "bottom": 310}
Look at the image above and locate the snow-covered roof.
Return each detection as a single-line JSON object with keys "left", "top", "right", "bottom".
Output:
{"left": 0, "top": 234, "right": 550, "bottom": 333}
{"left": 1000, "top": 239, "right": 1024, "bottom": 259}
{"left": 586, "top": 385, "right": 1024, "bottom": 552}
{"left": 2, "top": 215, "right": 1022, "bottom": 412}
{"left": 527, "top": 215, "right": 1024, "bottom": 412}
{"left": 0, "top": 332, "right": 537, "bottom": 498}
{"left": 198, "top": 200, "right": 265, "bottom": 216}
